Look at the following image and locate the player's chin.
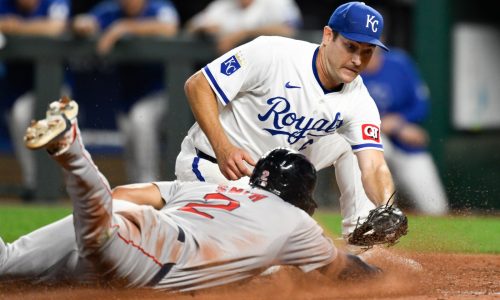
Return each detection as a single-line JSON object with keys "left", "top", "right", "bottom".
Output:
{"left": 339, "top": 69, "right": 358, "bottom": 83}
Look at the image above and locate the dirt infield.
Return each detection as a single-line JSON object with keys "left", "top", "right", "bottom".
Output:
{"left": 1, "top": 250, "right": 498, "bottom": 300}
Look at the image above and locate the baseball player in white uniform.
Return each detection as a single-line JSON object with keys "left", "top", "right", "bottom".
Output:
{"left": 186, "top": 0, "right": 302, "bottom": 53}
{"left": 0, "top": 98, "right": 381, "bottom": 290}
{"left": 165, "top": 1, "right": 396, "bottom": 239}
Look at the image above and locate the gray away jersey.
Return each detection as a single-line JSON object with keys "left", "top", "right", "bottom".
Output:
{"left": 154, "top": 181, "right": 336, "bottom": 291}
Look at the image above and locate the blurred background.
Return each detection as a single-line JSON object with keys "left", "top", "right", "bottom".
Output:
{"left": 0, "top": 0, "right": 498, "bottom": 214}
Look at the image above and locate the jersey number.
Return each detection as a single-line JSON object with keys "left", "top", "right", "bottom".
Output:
{"left": 178, "top": 193, "right": 240, "bottom": 219}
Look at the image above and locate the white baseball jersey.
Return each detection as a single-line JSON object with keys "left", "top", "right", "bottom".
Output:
{"left": 154, "top": 181, "right": 335, "bottom": 291}
{"left": 189, "top": 36, "right": 383, "bottom": 162}
{"left": 189, "top": 0, "right": 302, "bottom": 35}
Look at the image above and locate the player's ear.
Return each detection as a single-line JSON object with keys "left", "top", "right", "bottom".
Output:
{"left": 322, "top": 26, "right": 334, "bottom": 45}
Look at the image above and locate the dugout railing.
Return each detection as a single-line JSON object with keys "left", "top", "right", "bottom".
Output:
{"left": 2, "top": 28, "right": 499, "bottom": 211}
{"left": 0, "top": 31, "right": 324, "bottom": 202}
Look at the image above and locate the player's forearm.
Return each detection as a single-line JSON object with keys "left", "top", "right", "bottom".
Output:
{"left": 356, "top": 150, "right": 395, "bottom": 206}
{"left": 361, "top": 163, "right": 394, "bottom": 206}
{"left": 72, "top": 15, "right": 99, "bottom": 36}
{"left": 184, "top": 71, "right": 232, "bottom": 152}
{"left": 112, "top": 183, "right": 165, "bottom": 209}
{"left": 4, "top": 20, "right": 66, "bottom": 36}
{"left": 114, "top": 20, "right": 178, "bottom": 37}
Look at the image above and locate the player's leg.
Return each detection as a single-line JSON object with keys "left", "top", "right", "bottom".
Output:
{"left": 0, "top": 215, "right": 94, "bottom": 283}
{"left": 126, "top": 92, "right": 167, "bottom": 183}
{"left": 8, "top": 92, "right": 36, "bottom": 199}
{"left": 387, "top": 147, "right": 448, "bottom": 215}
{"left": 0, "top": 203, "right": 154, "bottom": 283}
{"left": 26, "top": 98, "right": 183, "bottom": 287}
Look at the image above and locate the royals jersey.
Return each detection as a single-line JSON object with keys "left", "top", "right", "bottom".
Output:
{"left": 189, "top": 36, "right": 383, "bottom": 161}
{"left": 154, "top": 181, "right": 335, "bottom": 291}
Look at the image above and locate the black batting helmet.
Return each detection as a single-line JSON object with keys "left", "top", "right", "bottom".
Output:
{"left": 249, "top": 148, "right": 318, "bottom": 215}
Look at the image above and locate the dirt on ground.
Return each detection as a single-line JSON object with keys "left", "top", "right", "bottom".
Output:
{"left": 1, "top": 249, "right": 498, "bottom": 300}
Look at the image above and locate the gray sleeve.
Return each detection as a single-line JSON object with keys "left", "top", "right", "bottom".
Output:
{"left": 153, "top": 180, "right": 181, "bottom": 206}
{"left": 278, "top": 212, "right": 337, "bottom": 272}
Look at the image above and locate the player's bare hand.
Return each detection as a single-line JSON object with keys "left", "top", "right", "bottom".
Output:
{"left": 72, "top": 15, "right": 98, "bottom": 36}
{"left": 381, "top": 114, "right": 405, "bottom": 135}
{"left": 216, "top": 146, "right": 256, "bottom": 180}
{"left": 97, "top": 21, "right": 129, "bottom": 55}
{"left": 0, "top": 16, "right": 21, "bottom": 33}
{"left": 397, "top": 124, "right": 428, "bottom": 147}
{"left": 382, "top": 114, "right": 428, "bottom": 147}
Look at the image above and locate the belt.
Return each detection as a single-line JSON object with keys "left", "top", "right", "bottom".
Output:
{"left": 195, "top": 148, "right": 217, "bottom": 164}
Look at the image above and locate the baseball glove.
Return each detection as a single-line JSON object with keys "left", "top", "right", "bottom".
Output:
{"left": 347, "top": 203, "right": 408, "bottom": 249}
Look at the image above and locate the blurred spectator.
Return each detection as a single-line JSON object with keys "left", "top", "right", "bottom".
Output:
{"left": 0, "top": 0, "right": 70, "bottom": 201}
{"left": 186, "top": 0, "right": 302, "bottom": 53}
{"left": 361, "top": 47, "right": 449, "bottom": 215}
{"left": 72, "top": 0, "right": 179, "bottom": 183}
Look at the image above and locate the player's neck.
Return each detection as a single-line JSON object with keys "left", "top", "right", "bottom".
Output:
{"left": 316, "top": 47, "right": 342, "bottom": 90}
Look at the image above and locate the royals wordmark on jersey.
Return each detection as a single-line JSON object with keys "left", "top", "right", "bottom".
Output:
{"left": 191, "top": 36, "right": 383, "bottom": 160}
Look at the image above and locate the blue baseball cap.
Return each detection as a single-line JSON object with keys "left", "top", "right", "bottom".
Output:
{"left": 328, "top": 2, "right": 389, "bottom": 51}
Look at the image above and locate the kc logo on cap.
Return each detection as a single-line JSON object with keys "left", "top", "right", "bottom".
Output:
{"left": 328, "top": 1, "right": 389, "bottom": 51}
{"left": 366, "top": 15, "right": 379, "bottom": 33}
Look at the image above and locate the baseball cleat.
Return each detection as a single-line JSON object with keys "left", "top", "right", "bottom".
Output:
{"left": 24, "top": 115, "right": 71, "bottom": 150}
{"left": 46, "top": 95, "right": 78, "bottom": 121}
{"left": 24, "top": 96, "right": 79, "bottom": 155}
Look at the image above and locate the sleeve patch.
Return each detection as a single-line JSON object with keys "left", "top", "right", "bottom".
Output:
{"left": 361, "top": 124, "right": 380, "bottom": 142}
{"left": 220, "top": 55, "right": 241, "bottom": 76}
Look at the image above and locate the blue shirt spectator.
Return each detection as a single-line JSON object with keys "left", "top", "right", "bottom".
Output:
{"left": 0, "top": 0, "right": 69, "bottom": 201}
{"left": 361, "top": 48, "right": 449, "bottom": 215}
{"left": 72, "top": 0, "right": 179, "bottom": 183}
{"left": 362, "top": 48, "right": 429, "bottom": 153}
{"left": 0, "top": 0, "right": 69, "bottom": 105}
{"left": 86, "top": 0, "right": 178, "bottom": 110}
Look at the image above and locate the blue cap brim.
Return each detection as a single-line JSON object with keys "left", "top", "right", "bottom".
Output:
{"left": 340, "top": 32, "right": 389, "bottom": 52}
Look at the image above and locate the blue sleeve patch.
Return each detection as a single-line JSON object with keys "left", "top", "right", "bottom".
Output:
{"left": 220, "top": 55, "right": 241, "bottom": 76}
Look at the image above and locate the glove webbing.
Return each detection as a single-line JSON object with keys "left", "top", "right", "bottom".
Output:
{"left": 352, "top": 190, "right": 398, "bottom": 250}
